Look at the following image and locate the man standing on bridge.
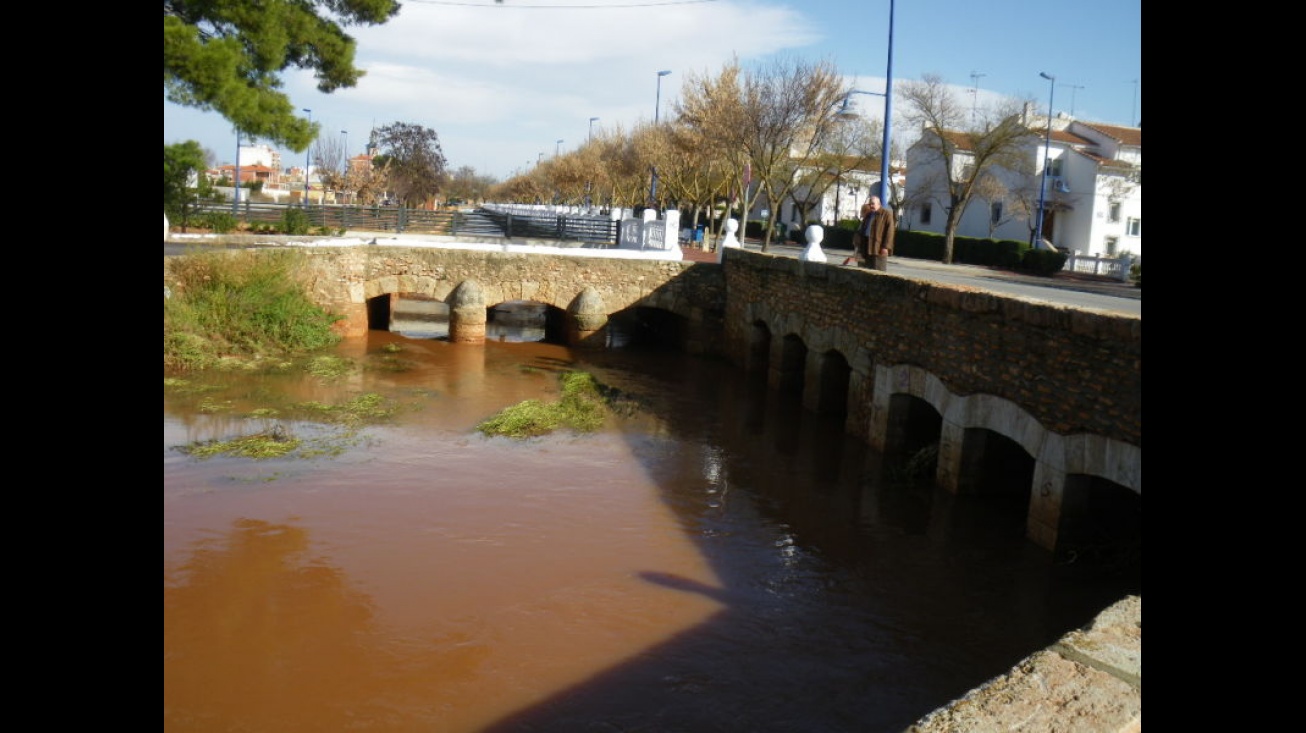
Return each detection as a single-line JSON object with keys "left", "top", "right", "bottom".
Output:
{"left": 859, "top": 196, "right": 895, "bottom": 271}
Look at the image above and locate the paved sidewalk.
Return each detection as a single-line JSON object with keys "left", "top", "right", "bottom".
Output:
{"left": 680, "top": 242, "right": 1142, "bottom": 300}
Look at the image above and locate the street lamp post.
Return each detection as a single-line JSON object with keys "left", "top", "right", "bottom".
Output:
{"left": 834, "top": 0, "right": 894, "bottom": 213}
{"left": 233, "top": 129, "right": 242, "bottom": 215}
{"left": 649, "top": 69, "right": 671, "bottom": 208}
{"left": 340, "top": 130, "right": 349, "bottom": 204}
{"left": 836, "top": 87, "right": 889, "bottom": 207}
{"left": 880, "top": 0, "right": 895, "bottom": 209}
{"left": 586, "top": 118, "right": 600, "bottom": 209}
{"left": 1035, "top": 72, "right": 1056, "bottom": 247}
{"left": 556, "top": 139, "right": 564, "bottom": 157}
{"left": 302, "top": 108, "right": 313, "bottom": 206}
{"left": 1131, "top": 79, "right": 1139, "bottom": 127}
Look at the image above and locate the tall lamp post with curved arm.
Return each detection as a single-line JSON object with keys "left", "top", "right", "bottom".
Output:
{"left": 302, "top": 108, "right": 313, "bottom": 207}
{"left": 648, "top": 69, "right": 671, "bottom": 208}
{"left": 1035, "top": 72, "right": 1056, "bottom": 247}
{"left": 586, "top": 118, "right": 599, "bottom": 208}
{"left": 233, "top": 128, "right": 242, "bottom": 215}
{"left": 835, "top": 0, "right": 895, "bottom": 212}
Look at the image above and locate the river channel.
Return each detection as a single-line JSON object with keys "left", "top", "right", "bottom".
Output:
{"left": 163, "top": 302, "right": 1141, "bottom": 732}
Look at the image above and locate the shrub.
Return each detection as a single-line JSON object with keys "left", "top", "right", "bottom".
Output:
{"left": 281, "top": 207, "right": 311, "bottom": 235}
{"left": 1019, "top": 249, "right": 1069, "bottom": 276}
{"left": 197, "top": 211, "right": 238, "bottom": 234}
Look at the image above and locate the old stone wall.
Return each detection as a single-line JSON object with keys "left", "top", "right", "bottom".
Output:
{"left": 721, "top": 250, "right": 1142, "bottom": 448}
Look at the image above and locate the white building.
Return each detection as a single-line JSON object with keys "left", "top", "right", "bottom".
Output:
{"left": 749, "top": 159, "right": 904, "bottom": 231}
{"left": 903, "top": 114, "right": 1141, "bottom": 258}
{"left": 234, "top": 143, "right": 282, "bottom": 171}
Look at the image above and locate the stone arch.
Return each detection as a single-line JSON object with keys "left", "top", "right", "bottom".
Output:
{"left": 956, "top": 427, "right": 1037, "bottom": 499}
{"left": 1055, "top": 474, "right": 1141, "bottom": 565}
{"left": 747, "top": 319, "right": 772, "bottom": 374}
{"left": 883, "top": 393, "right": 944, "bottom": 466}
{"left": 775, "top": 333, "right": 807, "bottom": 396}
{"left": 872, "top": 362, "right": 1141, "bottom": 552}
{"left": 606, "top": 305, "right": 691, "bottom": 350}
{"left": 813, "top": 349, "right": 851, "bottom": 415}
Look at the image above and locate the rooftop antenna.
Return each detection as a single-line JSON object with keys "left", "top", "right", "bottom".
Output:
{"left": 1065, "top": 84, "right": 1084, "bottom": 118}
{"left": 969, "top": 71, "right": 986, "bottom": 125}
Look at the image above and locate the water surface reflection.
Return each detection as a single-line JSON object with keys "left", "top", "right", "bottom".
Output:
{"left": 164, "top": 331, "right": 1139, "bottom": 732}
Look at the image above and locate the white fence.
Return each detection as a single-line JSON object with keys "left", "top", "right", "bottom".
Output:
{"left": 1063, "top": 252, "right": 1137, "bottom": 282}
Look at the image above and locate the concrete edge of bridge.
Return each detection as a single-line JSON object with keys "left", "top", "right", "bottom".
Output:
{"left": 907, "top": 594, "right": 1141, "bottom": 732}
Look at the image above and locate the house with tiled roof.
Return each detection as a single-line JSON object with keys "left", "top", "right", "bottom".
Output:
{"left": 904, "top": 112, "right": 1141, "bottom": 258}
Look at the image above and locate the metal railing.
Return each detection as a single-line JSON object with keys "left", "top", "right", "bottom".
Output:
{"left": 477, "top": 207, "right": 618, "bottom": 244}
{"left": 198, "top": 201, "right": 467, "bottom": 235}
{"left": 195, "top": 201, "right": 620, "bottom": 244}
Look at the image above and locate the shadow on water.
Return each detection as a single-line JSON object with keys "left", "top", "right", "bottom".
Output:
{"left": 474, "top": 345, "right": 1140, "bottom": 732}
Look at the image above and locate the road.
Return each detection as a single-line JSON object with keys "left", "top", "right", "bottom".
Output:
{"left": 727, "top": 240, "right": 1141, "bottom": 317}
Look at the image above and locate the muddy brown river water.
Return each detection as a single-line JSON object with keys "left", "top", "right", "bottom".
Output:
{"left": 164, "top": 315, "right": 1140, "bottom": 732}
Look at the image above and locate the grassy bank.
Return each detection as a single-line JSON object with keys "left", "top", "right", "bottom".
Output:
{"left": 164, "top": 249, "right": 342, "bottom": 371}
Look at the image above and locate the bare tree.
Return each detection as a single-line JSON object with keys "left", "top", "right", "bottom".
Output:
{"left": 783, "top": 118, "right": 879, "bottom": 229}
{"left": 675, "top": 60, "right": 751, "bottom": 236}
{"left": 971, "top": 173, "right": 1020, "bottom": 237}
{"left": 657, "top": 120, "right": 730, "bottom": 241}
{"left": 900, "top": 74, "right": 1034, "bottom": 263}
{"left": 444, "top": 165, "right": 497, "bottom": 204}
{"left": 739, "top": 56, "right": 849, "bottom": 250}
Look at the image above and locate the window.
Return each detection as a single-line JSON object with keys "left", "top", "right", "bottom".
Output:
{"left": 1108, "top": 202, "right": 1121, "bottom": 223}
{"left": 1126, "top": 217, "right": 1141, "bottom": 237}
{"left": 990, "top": 202, "right": 1003, "bottom": 224}
{"left": 920, "top": 202, "right": 932, "bottom": 225}
{"left": 1105, "top": 236, "right": 1119, "bottom": 256}
{"left": 1043, "top": 156, "right": 1063, "bottom": 177}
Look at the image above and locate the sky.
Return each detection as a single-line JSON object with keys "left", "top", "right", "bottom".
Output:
{"left": 163, "top": 0, "right": 1142, "bottom": 180}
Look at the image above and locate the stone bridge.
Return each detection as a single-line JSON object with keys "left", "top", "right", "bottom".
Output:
{"left": 165, "top": 244, "right": 1141, "bottom": 554}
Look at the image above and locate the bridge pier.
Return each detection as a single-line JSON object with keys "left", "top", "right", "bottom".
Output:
{"left": 449, "top": 280, "right": 487, "bottom": 344}
{"left": 1027, "top": 460, "right": 1067, "bottom": 552}
{"left": 333, "top": 302, "right": 369, "bottom": 339}
{"left": 567, "top": 287, "right": 609, "bottom": 348}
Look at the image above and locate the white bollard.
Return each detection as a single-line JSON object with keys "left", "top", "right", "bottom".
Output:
{"left": 799, "top": 224, "right": 828, "bottom": 263}
{"left": 716, "top": 218, "right": 741, "bottom": 263}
